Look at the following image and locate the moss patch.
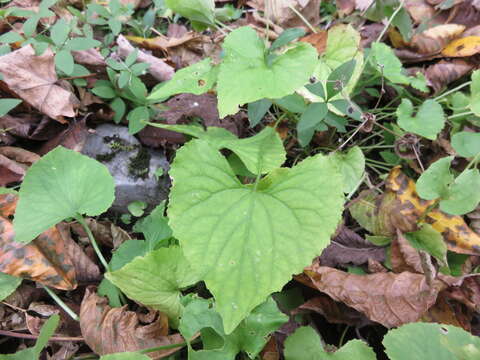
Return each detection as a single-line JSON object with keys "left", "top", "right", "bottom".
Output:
{"left": 128, "top": 147, "right": 151, "bottom": 179}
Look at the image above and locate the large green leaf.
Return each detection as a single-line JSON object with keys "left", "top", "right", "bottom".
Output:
{"left": 396, "top": 99, "right": 445, "bottom": 140}
{"left": 148, "top": 58, "right": 218, "bottom": 100}
{"left": 14, "top": 147, "right": 115, "bottom": 243}
{"left": 217, "top": 26, "right": 317, "bottom": 117}
{"left": 440, "top": 169, "right": 480, "bottom": 215}
{"left": 168, "top": 139, "right": 344, "bottom": 332}
{"left": 383, "top": 322, "right": 480, "bottom": 360}
{"left": 145, "top": 124, "right": 285, "bottom": 175}
{"left": 451, "top": 131, "right": 480, "bottom": 158}
{"left": 179, "top": 297, "right": 287, "bottom": 359}
{"left": 284, "top": 326, "right": 375, "bottom": 360}
{"left": 106, "top": 246, "right": 200, "bottom": 325}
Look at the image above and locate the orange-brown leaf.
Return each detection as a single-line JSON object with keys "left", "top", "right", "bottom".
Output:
{"left": 80, "top": 287, "right": 184, "bottom": 359}
{"left": 304, "top": 264, "right": 445, "bottom": 328}
{"left": 410, "top": 24, "right": 465, "bottom": 55}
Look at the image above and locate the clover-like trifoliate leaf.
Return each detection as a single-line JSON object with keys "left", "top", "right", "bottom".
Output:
{"left": 284, "top": 326, "right": 375, "bottom": 360}
{"left": 14, "top": 146, "right": 115, "bottom": 243}
{"left": 396, "top": 99, "right": 445, "bottom": 140}
{"left": 145, "top": 124, "right": 286, "bottom": 175}
{"left": 384, "top": 322, "right": 480, "bottom": 360}
{"left": 217, "top": 26, "right": 317, "bottom": 117}
{"left": 106, "top": 246, "right": 200, "bottom": 326}
{"left": 168, "top": 139, "right": 344, "bottom": 333}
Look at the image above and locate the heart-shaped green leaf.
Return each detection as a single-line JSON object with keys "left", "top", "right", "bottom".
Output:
{"left": 14, "top": 146, "right": 115, "bottom": 243}
{"left": 330, "top": 146, "right": 365, "bottom": 194}
{"left": 451, "top": 131, "right": 480, "bottom": 158}
{"left": 168, "top": 138, "right": 343, "bottom": 332}
{"left": 396, "top": 99, "right": 445, "bottom": 140}
{"left": 217, "top": 26, "right": 317, "bottom": 117}
{"left": 416, "top": 156, "right": 454, "bottom": 200}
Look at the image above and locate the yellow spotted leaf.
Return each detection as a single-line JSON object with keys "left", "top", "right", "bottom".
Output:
{"left": 442, "top": 36, "right": 480, "bottom": 57}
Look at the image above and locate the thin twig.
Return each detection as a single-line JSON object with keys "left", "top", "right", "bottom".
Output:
{"left": 0, "top": 329, "right": 83, "bottom": 342}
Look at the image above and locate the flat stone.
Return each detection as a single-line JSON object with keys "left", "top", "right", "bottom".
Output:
{"left": 81, "top": 124, "right": 169, "bottom": 213}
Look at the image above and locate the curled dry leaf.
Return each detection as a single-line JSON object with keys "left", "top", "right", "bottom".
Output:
{"left": 319, "top": 226, "right": 385, "bottom": 268}
{"left": 422, "top": 293, "right": 472, "bottom": 331}
{"left": 303, "top": 263, "right": 446, "bottom": 328}
{"left": 0, "top": 146, "right": 39, "bottom": 186}
{"left": 71, "top": 218, "right": 131, "bottom": 249}
{"left": 0, "top": 114, "right": 65, "bottom": 145}
{"left": 116, "top": 35, "right": 174, "bottom": 81}
{"left": 0, "top": 45, "right": 78, "bottom": 122}
{"left": 390, "top": 230, "right": 423, "bottom": 274}
{"left": 350, "top": 167, "right": 480, "bottom": 255}
{"left": 80, "top": 287, "right": 184, "bottom": 358}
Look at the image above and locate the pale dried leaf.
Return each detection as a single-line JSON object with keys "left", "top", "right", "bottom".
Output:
{"left": 0, "top": 45, "right": 78, "bottom": 121}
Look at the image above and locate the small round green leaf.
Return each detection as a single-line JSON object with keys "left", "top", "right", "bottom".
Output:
{"left": 329, "top": 146, "right": 365, "bottom": 193}
{"left": 396, "top": 99, "right": 445, "bottom": 140}
{"left": 440, "top": 169, "right": 480, "bottom": 215}
{"left": 14, "top": 146, "right": 115, "bottom": 243}
{"left": 55, "top": 49, "right": 74, "bottom": 75}
{"left": 416, "top": 156, "right": 454, "bottom": 200}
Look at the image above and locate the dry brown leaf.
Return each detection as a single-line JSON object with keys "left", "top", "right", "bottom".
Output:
{"left": 139, "top": 93, "right": 242, "bottom": 147}
{"left": 336, "top": 0, "right": 355, "bottom": 15}
{"left": 294, "top": 295, "right": 373, "bottom": 328}
{"left": 410, "top": 24, "right": 465, "bottom": 55}
{"left": 319, "top": 226, "right": 385, "bottom": 268}
{"left": 0, "top": 45, "right": 79, "bottom": 122}
{"left": 425, "top": 59, "right": 474, "bottom": 92}
{"left": 116, "top": 35, "right": 174, "bottom": 81}
{"left": 70, "top": 218, "right": 131, "bottom": 249}
{"left": 80, "top": 287, "right": 184, "bottom": 358}
{"left": 0, "top": 146, "right": 39, "bottom": 185}
{"left": 405, "top": 0, "right": 436, "bottom": 24}
{"left": 423, "top": 291, "right": 472, "bottom": 331}
{"left": 246, "top": 0, "right": 320, "bottom": 29}
{"left": 442, "top": 36, "right": 480, "bottom": 57}
{"left": 304, "top": 263, "right": 446, "bottom": 328}
{"left": 299, "top": 31, "right": 327, "bottom": 55}
{"left": 391, "top": 230, "right": 424, "bottom": 274}
{"left": 0, "top": 114, "right": 65, "bottom": 145}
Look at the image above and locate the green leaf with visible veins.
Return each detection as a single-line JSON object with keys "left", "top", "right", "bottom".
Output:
{"left": 330, "top": 146, "right": 365, "bottom": 193}
{"left": 14, "top": 147, "right": 115, "bottom": 243}
{"left": 168, "top": 139, "right": 344, "bottom": 333}
{"left": 284, "top": 326, "right": 375, "bottom": 360}
{"left": 106, "top": 246, "right": 201, "bottom": 326}
{"left": 145, "top": 124, "right": 285, "bottom": 175}
{"left": 217, "top": 26, "right": 317, "bottom": 117}
{"left": 396, "top": 99, "right": 445, "bottom": 140}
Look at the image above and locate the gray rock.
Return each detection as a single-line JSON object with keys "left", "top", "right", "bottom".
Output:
{"left": 81, "top": 124, "right": 169, "bottom": 213}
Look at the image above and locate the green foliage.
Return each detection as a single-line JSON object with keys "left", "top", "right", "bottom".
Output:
{"left": 0, "top": 272, "right": 21, "bottom": 301}
{"left": 87, "top": 0, "right": 134, "bottom": 35}
{"left": 13, "top": 146, "right": 115, "bottom": 243}
{"left": 405, "top": 224, "right": 447, "bottom": 265}
{"left": 0, "top": 314, "right": 59, "bottom": 360}
{"left": 416, "top": 156, "right": 480, "bottom": 215}
{"left": 469, "top": 70, "right": 480, "bottom": 116}
{"left": 107, "top": 246, "right": 201, "bottom": 326}
{"left": 396, "top": 99, "right": 445, "bottom": 140}
{"left": 149, "top": 58, "right": 218, "bottom": 100}
{"left": 179, "top": 296, "right": 287, "bottom": 359}
{"left": 165, "top": 0, "right": 215, "bottom": 29}
{"left": 383, "top": 323, "right": 480, "bottom": 360}
{"left": 0, "top": 98, "right": 21, "bottom": 116}
{"left": 167, "top": 131, "right": 343, "bottom": 332}
{"left": 330, "top": 146, "right": 365, "bottom": 194}
{"left": 451, "top": 131, "right": 480, "bottom": 158}
{"left": 133, "top": 202, "right": 173, "bottom": 250}
{"left": 284, "top": 326, "right": 376, "bottom": 360}
{"left": 217, "top": 26, "right": 317, "bottom": 117}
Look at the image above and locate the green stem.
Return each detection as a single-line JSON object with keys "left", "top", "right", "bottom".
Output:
{"left": 41, "top": 285, "right": 79, "bottom": 321}
{"left": 338, "top": 325, "right": 350, "bottom": 347}
{"left": 434, "top": 81, "right": 471, "bottom": 102}
{"left": 75, "top": 214, "right": 110, "bottom": 271}
{"left": 139, "top": 341, "right": 188, "bottom": 354}
{"left": 287, "top": 4, "right": 317, "bottom": 33}
{"left": 464, "top": 152, "right": 480, "bottom": 171}
{"left": 447, "top": 111, "right": 474, "bottom": 120}
{"left": 376, "top": 0, "right": 405, "bottom": 43}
